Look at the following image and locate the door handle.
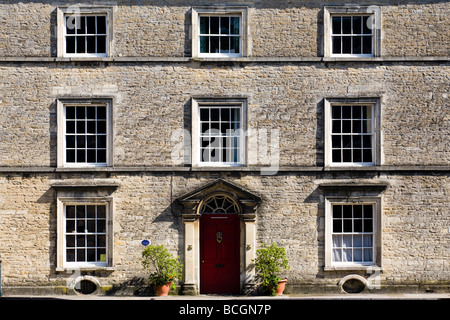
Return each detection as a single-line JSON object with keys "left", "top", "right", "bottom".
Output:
{"left": 216, "top": 232, "right": 223, "bottom": 243}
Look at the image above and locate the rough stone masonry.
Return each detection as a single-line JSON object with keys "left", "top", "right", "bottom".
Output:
{"left": 0, "top": 0, "right": 448, "bottom": 295}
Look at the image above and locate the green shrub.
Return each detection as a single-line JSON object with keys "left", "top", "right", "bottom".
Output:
{"left": 253, "top": 242, "right": 289, "bottom": 296}
{"left": 142, "top": 244, "right": 183, "bottom": 289}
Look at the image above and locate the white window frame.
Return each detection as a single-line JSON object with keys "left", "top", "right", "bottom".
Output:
{"left": 324, "top": 197, "right": 382, "bottom": 271}
{"left": 56, "top": 196, "right": 114, "bottom": 271}
{"left": 192, "top": 98, "right": 247, "bottom": 167}
{"left": 324, "top": 98, "right": 381, "bottom": 167}
{"left": 192, "top": 7, "right": 249, "bottom": 58}
{"left": 57, "top": 98, "right": 113, "bottom": 168}
{"left": 57, "top": 6, "right": 113, "bottom": 58}
{"left": 324, "top": 6, "right": 381, "bottom": 58}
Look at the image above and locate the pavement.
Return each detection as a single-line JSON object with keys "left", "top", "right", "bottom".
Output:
{"left": 2, "top": 293, "right": 449, "bottom": 300}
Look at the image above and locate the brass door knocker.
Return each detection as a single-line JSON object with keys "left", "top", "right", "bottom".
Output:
{"left": 216, "top": 232, "right": 223, "bottom": 243}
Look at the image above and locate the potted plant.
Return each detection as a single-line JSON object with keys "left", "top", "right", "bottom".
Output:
{"left": 253, "top": 242, "right": 290, "bottom": 296}
{"left": 142, "top": 244, "right": 183, "bottom": 296}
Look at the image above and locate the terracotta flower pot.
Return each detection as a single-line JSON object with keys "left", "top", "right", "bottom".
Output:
{"left": 275, "top": 279, "right": 287, "bottom": 296}
{"left": 154, "top": 282, "right": 172, "bottom": 296}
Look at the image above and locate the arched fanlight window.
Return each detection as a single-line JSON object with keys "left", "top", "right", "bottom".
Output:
{"left": 199, "top": 193, "right": 241, "bottom": 214}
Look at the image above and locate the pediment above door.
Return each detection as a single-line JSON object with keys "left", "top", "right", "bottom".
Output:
{"left": 176, "top": 179, "right": 261, "bottom": 222}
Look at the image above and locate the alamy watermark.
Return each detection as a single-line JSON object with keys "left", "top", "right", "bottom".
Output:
{"left": 170, "top": 128, "right": 280, "bottom": 175}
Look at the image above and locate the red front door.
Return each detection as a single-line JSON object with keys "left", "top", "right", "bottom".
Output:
{"left": 200, "top": 214, "right": 240, "bottom": 294}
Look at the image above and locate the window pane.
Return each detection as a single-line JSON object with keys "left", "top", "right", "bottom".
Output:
{"left": 66, "top": 220, "right": 75, "bottom": 233}
{"left": 86, "top": 16, "right": 96, "bottom": 34}
{"left": 353, "top": 16, "right": 362, "bottom": 34}
{"left": 332, "top": 234, "right": 342, "bottom": 247}
{"left": 66, "top": 36, "right": 75, "bottom": 53}
{"left": 353, "top": 235, "right": 363, "bottom": 247}
{"left": 210, "top": 17, "right": 219, "bottom": 34}
{"left": 66, "top": 205, "right": 76, "bottom": 218}
{"left": 332, "top": 16, "right": 341, "bottom": 34}
{"left": 87, "top": 220, "right": 96, "bottom": 233}
{"left": 342, "top": 36, "right": 351, "bottom": 54}
{"left": 76, "top": 149, "right": 85, "bottom": 162}
{"left": 200, "top": 36, "right": 209, "bottom": 53}
{"left": 76, "top": 106, "right": 85, "bottom": 119}
{"left": 77, "top": 220, "right": 85, "bottom": 233}
{"left": 77, "top": 249, "right": 85, "bottom": 262}
{"left": 76, "top": 135, "right": 85, "bottom": 148}
{"left": 363, "top": 36, "right": 372, "bottom": 54}
{"left": 353, "top": 36, "right": 362, "bottom": 54}
{"left": 66, "top": 235, "right": 75, "bottom": 247}
{"left": 343, "top": 219, "right": 352, "bottom": 232}
{"left": 342, "top": 106, "right": 352, "bottom": 119}
{"left": 97, "top": 16, "right": 106, "bottom": 34}
{"left": 333, "top": 249, "right": 342, "bottom": 262}
{"left": 220, "top": 36, "right": 230, "bottom": 53}
{"left": 210, "top": 36, "right": 219, "bottom": 53}
{"left": 332, "top": 106, "right": 341, "bottom": 119}
{"left": 220, "top": 17, "right": 229, "bottom": 34}
{"left": 76, "top": 205, "right": 86, "bottom": 218}
{"left": 87, "top": 249, "right": 96, "bottom": 262}
{"left": 354, "top": 218, "right": 362, "bottom": 232}
{"left": 332, "top": 149, "right": 341, "bottom": 162}
{"left": 87, "top": 36, "right": 96, "bottom": 53}
{"left": 66, "top": 16, "right": 76, "bottom": 34}
{"left": 97, "top": 150, "right": 106, "bottom": 163}
{"left": 66, "top": 150, "right": 75, "bottom": 162}
{"left": 362, "top": 16, "right": 371, "bottom": 34}
{"left": 353, "top": 135, "right": 361, "bottom": 148}
{"left": 363, "top": 219, "right": 373, "bottom": 232}
{"left": 353, "top": 149, "right": 362, "bottom": 162}
{"left": 343, "top": 205, "right": 352, "bottom": 218}
{"left": 343, "top": 249, "right": 352, "bottom": 262}
{"left": 97, "top": 206, "right": 106, "bottom": 218}
{"left": 364, "top": 248, "right": 373, "bottom": 262}
{"left": 363, "top": 149, "right": 373, "bottom": 162}
{"left": 97, "top": 106, "right": 106, "bottom": 119}
{"left": 66, "top": 135, "right": 75, "bottom": 148}
{"left": 363, "top": 234, "right": 373, "bottom": 247}
{"left": 332, "top": 36, "right": 341, "bottom": 54}
{"left": 333, "top": 205, "right": 342, "bottom": 218}
{"left": 76, "top": 16, "right": 86, "bottom": 34}
{"left": 95, "top": 36, "right": 106, "bottom": 54}
{"left": 230, "top": 17, "right": 240, "bottom": 34}
{"left": 342, "top": 149, "right": 352, "bottom": 162}
{"left": 200, "top": 16, "right": 209, "bottom": 34}
{"left": 87, "top": 205, "right": 96, "bottom": 218}
{"left": 77, "top": 235, "right": 85, "bottom": 247}
{"left": 76, "top": 36, "right": 85, "bottom": 53}
{"left": 342, "top": 16, "right": 351, "bottom": 34}
{"left": 354, "top": 249, "right": 362, "bottom": 262}
{"left": 97, "top": 135, "right": 106, "bottom": 149}
{"left": 97, "top": 220, "right": 106, "bottom": 233}
{"left": 333, "top": 219, "right": 342, "bottom": 232}
{"left": 353, "top": 205, "right": 362, "bottom": 218}
{"left": 364, "top": 205, "right": 373, "bottom": 218}
{"left": 87, "top": 121, "right": 96, "bottom": 134}
{"left": 87, "top": 150, "right": 96, "bottom": 163}
{"left": 332, "top": 135, "right": 341, "bottom": 148}
{"left": 97, "top": 121, "right": 106, "bottom": 134}
{"left": 86, "top": 107, "right": 96, "bottom": 119}
{"left": 342, "top": 135, "right": 351, "bottom": 148}
{"left": 230, "top": 36, "right": 240, "bottom": 53}
{"left": 332, "top": 120, "right": 341, "bottom": 133}
{"left": 67, "top": 249, "right": 75, "bottom": 262}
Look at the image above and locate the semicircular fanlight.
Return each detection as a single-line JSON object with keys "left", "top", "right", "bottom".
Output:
{"left": 199, "top": 194, "right": 240, "bottom": 214}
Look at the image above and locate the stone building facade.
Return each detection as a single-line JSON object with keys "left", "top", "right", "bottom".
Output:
{"left": 0, "top": 0, "right": 448, "bottom": 295}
